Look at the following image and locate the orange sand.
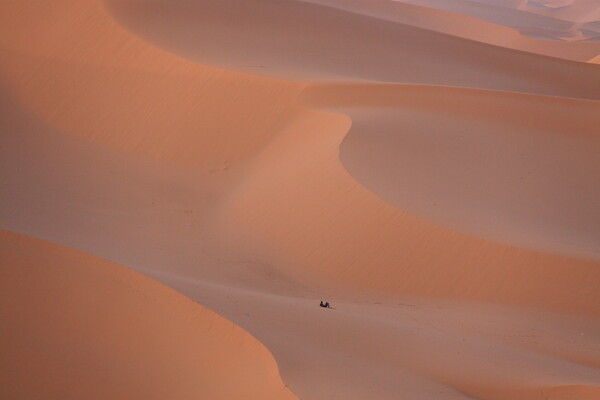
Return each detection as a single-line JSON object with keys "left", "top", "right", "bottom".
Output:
{"left": 1, "top": 1, "right": 599, "bottom": 399}
{"left": 0, "top": 230, "right": 296, "bottom": 400}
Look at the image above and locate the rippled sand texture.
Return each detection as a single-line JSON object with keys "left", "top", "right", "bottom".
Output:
{"left": 1, "top": 1, "right": 599, "bottom": 399}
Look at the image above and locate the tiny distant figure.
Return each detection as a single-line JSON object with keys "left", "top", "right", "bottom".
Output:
{"left": 319, "top": 300, "right": 331, "bottom": 308}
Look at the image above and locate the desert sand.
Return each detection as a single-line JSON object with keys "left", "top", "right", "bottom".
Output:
{"left": 0, "top": 230, "right": 296, "bottom": 400}
{"left": 1, "top": 0, "right": 599, "bottom": 399}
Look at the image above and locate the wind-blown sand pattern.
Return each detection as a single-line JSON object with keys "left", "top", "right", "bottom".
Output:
{"left": 1, "top": 1, "right": 599, "bottom": 399}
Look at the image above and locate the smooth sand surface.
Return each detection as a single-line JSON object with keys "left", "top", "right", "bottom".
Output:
{"left": 303, "top": 83, "right": 600, "bottom": 260}
{"left": 0, "top": 230, "right": 296, "bottom": 400}
{"left": 1, "top": 0, "right": 599, "bottom": 399}
{"left": 391, "top": 0, "right": 600, "bottom": 41}
{"left": 105, "top": 0, "right": 600, "bottom": 99}
{"left": 302, "top": 0, "right": 600, "bottom": 61}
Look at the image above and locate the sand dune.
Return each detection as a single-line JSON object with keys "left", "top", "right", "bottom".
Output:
{"left": 106, "top": 0, "right": 600, "bottom": 99}
{"left": 0, "top": 0, "right": 303, "bottom": 166}
{"left": 1, "top": 0, "right": 599, "bottom": 399}
{"left": 303, "top": 83, "right": 600, "bottom": 261}
{"left": 301, "top": 0, "right": 600, "bottom": 61}
{"left": 217, "top": 106, "right": 600, "bottom": 315}
{"left": 158, "top": 276, "right": 600, "bottom": 400}
{"left": 392, "top": 0, "right": 600, "bottom": 41}
{"left": 0, "top": 230, "right": 296, "bottom": 400}
{"left": 523, "top": 0, "right": 600, "bottom": 24}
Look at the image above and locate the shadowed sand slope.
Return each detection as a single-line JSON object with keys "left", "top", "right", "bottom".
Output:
{"left": 301, "top": 0, "right": 600, "bottom": 61}
{"left": 105, "top": 0, "right": 600, "bottom": 99}
{"left": 392, "top": 0, "right": 600, "bottom": 41}
{"left": 303, "top": 83, "right": 600, "bottom": 260}
{"left": 0, "top": 230, "right": 297, "bottom": 400}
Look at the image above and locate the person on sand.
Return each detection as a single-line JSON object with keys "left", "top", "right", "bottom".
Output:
{"left": 319, "top": 301, "right": 331, "bottom": 308}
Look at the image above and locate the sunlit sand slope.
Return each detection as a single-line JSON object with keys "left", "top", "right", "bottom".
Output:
{"left": 0, "top": 230, "right": 297, "bottom": 400}
{"left": 0, "top": 0, "right": 302, "bottom": 166}
{"left": 392, "top": 0, "right": 600, "bottom": 41}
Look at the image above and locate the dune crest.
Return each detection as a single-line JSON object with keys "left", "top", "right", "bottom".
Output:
{"left": 301, "top": 83, "right": 600, "bottom": 261}
{"left": 217, "top": 106, "right": 600, "bottom": 316}
{"left": 301, "top": 0, "right": 600, "bottom": 61}
{"left": 105, "top": 0, "right": 600, "bottom": 99}
{"left": 392, "top": 0, "right": 600, "bottom": 41}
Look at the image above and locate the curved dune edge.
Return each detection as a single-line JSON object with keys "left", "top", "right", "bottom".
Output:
{"left": 302, "top": 83, "right": 600, "bottom": 262}
{"left": 0, "top": 229, "right": 297, "bottom": 400}
{"left": 4, "top": 113, "right": 597, "bottom": 400}
{"left": 218, "top": 106, "right": 600, "bottom": 316}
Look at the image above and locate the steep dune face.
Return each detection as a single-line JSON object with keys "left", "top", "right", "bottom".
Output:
{"left": 0, "top": 82, "right": 310, "bottom": 296}
{"left": 303, "top": 84, "right": 600, "bottom": 261}
{"left": 218, "top": 107, "right": 600, "bottom": 315}
{"left": 0, "top": 230, "right": 297, "bottom": 400}
{"left": 106, "top": 0, "right": 600, "bottom": 99}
